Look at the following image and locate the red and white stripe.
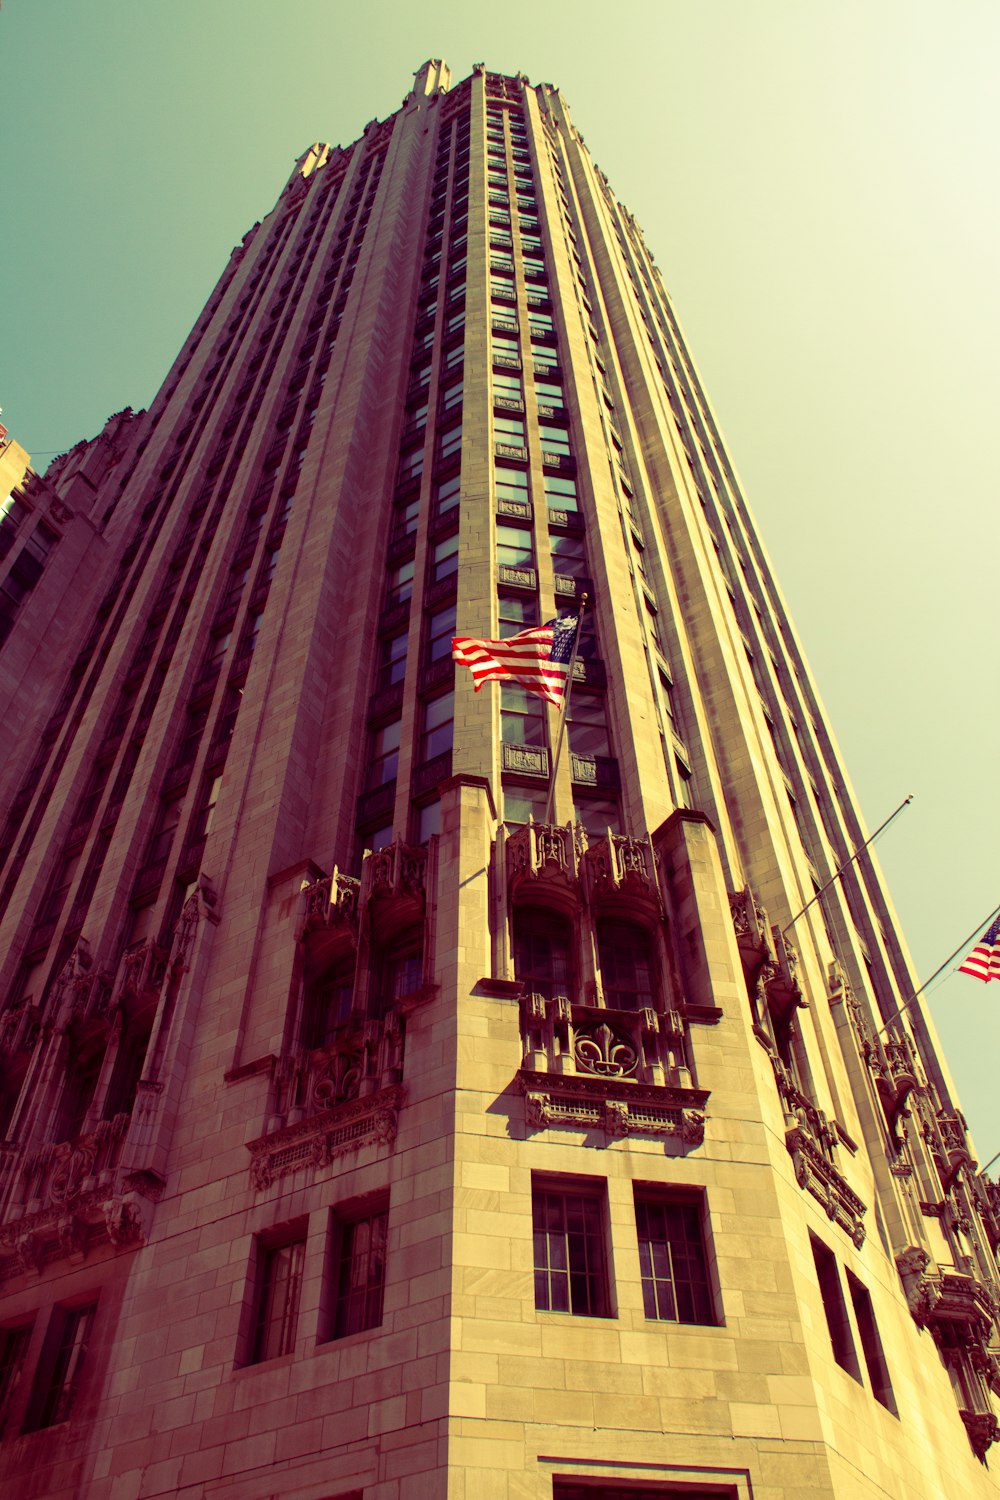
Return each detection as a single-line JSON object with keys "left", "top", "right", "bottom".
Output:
{"left": 958, "top": 940, "right": 1000, "bottom": 983}
{"left": 451, "top": 626, "right": 567, "bottom": 706}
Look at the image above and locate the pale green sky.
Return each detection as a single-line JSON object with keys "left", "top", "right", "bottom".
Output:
{"left": 2, "top": 0, "right": 997, "bottom": 1155}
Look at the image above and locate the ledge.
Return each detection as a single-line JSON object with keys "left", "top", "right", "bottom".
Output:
{"left": 518, "top": 1068, "right": 708, "bottom": 1146}
{"left": 247, "top": 1084, "right": 403, "bottom": 1192}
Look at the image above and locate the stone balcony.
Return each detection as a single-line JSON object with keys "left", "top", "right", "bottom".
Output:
{"left": 517, "top": 991, "right": 706, "bottom": 1146}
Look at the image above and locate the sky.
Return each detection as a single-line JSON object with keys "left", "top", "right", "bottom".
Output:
{"left": 1, "top": 0, "right": 997, "bottom": 1159}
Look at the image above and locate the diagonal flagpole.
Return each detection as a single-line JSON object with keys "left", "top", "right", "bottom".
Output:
{"left": 542, "top": 593, "right": 588, "bottom": 827}
{"left": 875, "top": 901, "right": 1000, "bottom": 1039}
{"left": 781, "top": 794, "right": 913, "bottom": 936}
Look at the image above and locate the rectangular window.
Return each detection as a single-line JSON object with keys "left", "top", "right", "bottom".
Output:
{"left": 496, "top": 466, "right": 530, "bottom": 507}
{"left": 544, "top": 474, "right": 579, "bottom": 511}
{"left": 426, "top": 603, "right": 456, "bottom": 663}
{"left": 420, "top": 691, "right": 454, "bottom": 762}
{"left": 634, "top": 1192, "right": 714, "bottom": 1324}
{"left": 378, "top": 630, "right": 408, "bottom": 688}
{"left": 497, "top": 524, "right": 533, "bottom": 571}
{"left": 572, "top": 794, "right": 622, "bottom": 837}
{"left": 431, "top": 532, "right": 459, "bottom": 584}
{"left": 438, "top": 423, "right": 462, "bottom": 461}
{"left": 846, "top": 1271, "right": 897, "bottom": 1413}
{"left": 533, "top": 1179, "right": 610, "bottom": 1317}
{"left": 539, "top": 424, "right": 571, "bottom": 456}
{"left": 367, "top": 717, "right": 401, "bottom": 789}
{"left": 25, "top": 1302, "right": 97, "bottom": 1430}
{"left": 386, "top": 557, "right": 415, "bottom": 607}
{"left": 550, "top": 532, "right": 588, "bottom": 580}
{"left": 502, "top": 684, "right": 546, "bottom": 748}
{"left": 252, "top": 1236, "right": 306, "bottom": 1364}
{"left": 0, "top": 1323, "right": 32, "bottom": 1429}
{"left": 332, "top": 1208, "right": 388, "bottom": 1338}
{"left": 568, "top": 693, "right": 610, "bottom": 759}
{"left": 810, "top": 1234, "right": 861, "bottom": 1380}
{"left": 498, "top": 594, "right": 538, "bottom": 638}
{"left": 434, "top": 471, "right": 462, "bottom": 520}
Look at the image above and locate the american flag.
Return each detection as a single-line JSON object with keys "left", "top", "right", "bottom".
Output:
{"left": 451, "top": 614, "right": 580, "bottom": 707}
{"left": 959, "top": 914, "right": 1000, "bottom": 983}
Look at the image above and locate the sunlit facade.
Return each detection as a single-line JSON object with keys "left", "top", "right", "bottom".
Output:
{"left": 0, "top": 60, "right": 998, "bottom": 1500}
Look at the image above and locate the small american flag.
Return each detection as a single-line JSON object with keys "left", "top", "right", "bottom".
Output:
{"left": 959, "top": 914, "right": 1000, "bottom": 983}
{"left": 452, "top": 614, "right": 579, "bottom": 707}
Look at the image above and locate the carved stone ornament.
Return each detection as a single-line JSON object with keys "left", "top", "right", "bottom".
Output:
{"left": 961, "top": 1410, "right": 1000, "bottom": 1463}
{"left": 14, "top": 1232, "right": 46, "bottom": 1278}
{"left": 785, "top": 1125, "right": 867, "bottom": 1247}
{"left": 519, "top": 1069, "right": 709, "bottom": 1148}
{"left": 103, "top": 1194, "right": 150, "bottom": 1249}
{"left": 55, "top": 1213, "right": 87, "bottom": 1263}
{"left": 247, "top": 1084, "right": 403, "bottom": 1190}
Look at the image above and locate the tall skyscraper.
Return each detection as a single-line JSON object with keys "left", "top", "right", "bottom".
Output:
{"left": 0, "top": 59, "right": 997, "bottom": 1500}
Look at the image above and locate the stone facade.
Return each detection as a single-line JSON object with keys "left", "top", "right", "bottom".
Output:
{"left": 0, "top": 59, "right": 997, "bottom": 1500}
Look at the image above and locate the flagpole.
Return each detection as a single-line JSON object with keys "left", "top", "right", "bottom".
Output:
{"left": 780, "top": 794, "right": 913, "bottom": 937}
{"left": 542, "top": 593, "right": 588, "bottom": 827}
{"left": 875, "top": 901, "right": 1000, "bottom": 1038}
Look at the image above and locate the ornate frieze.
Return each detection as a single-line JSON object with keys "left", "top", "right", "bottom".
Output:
{"left": 247, "top": 1083, "right": 403, "bottom": 1191}
{"left": 0, "top": 1117, "right": 160, "bottom": 1283}
{"left": 520, "top": 1071, "right": 706, "bottom": 1146}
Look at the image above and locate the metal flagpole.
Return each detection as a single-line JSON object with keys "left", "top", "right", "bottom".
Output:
{"left": 874, "top": 901, "right": 1000, "bottom": 1039}
{"left": 780, "top": 794, "right": 913, "bottom": 937}
{"left": 542, "top": 593, "right": 588, "bottom": 827}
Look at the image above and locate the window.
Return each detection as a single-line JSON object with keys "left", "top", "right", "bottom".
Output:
{"left": 425, "top": 603, "right": 456, "bottom": 665}
{"left": 634, "top": 1192, "right": 714, "bottom": 1324}
{"left": 492, "top": 371, "right": 523, "bottom": 401}
{"left": 415, "top": 799, "right": 441, "bottom": 843}
{"left": 0, "top": 1323, "right": 32, "bottom": 1429}
{"left": 568, "top": 694, "right": 611, "bottom": 759}
{"left": 372, "top": 933, "right": 423, "bottom": 1016}
{"left": 533, "top": 1179, "right": 610, "bottom": 1317}
{"left": 494, "top": 416, "right": 526, "bottom": 446}
{"left": 367, "top": 717, "right": 401, "bottom": 789}
{"left": 492, "top": 334, "right": 520, "bottom": 363}
{"left": 535, "top": 378, "right": 564, "bottom": 403}
{"left": 433, "top": 471, "right": 461, "bottom": 520}
{"left": 385, "top": 558, "right": 415, "bottom": 607}
{"left": 25, "top": 1302, "right": 96, "bottom": 1430}
{"left": 53, "top": 1034, "right": 106, "bottom": 1143}
{"left": 420, "top": 691, "right": 453, "bottom": 762}
{"left": 146, "top": 796, "right": 183, "bottom": 869}
{"left": 496, "top": 466, "right": 530, "bottom": 508}
{"left": 502, "top": 684, "right": 546, "bottom": 748}
{"left": 810, "top": 1234, "right": 861, "bottom": 1380}
{"left": 499, "top": 595, "right": 538, "bottom": 638}
{"left": 252, "top": 1235, "right": 306, "bottom": 1364}
{"left": 550, "top": 532, "right": 588, "bottom": 581}
{"left": 597, "top": 921, "right": 658, "bottom": 1011}
{"left": 431, "top": 532, "right": 459, "bottom": 584}
{"left": 544, "top": 474, "right": 579, "bottom": 512}
{"left": 497, "top": 524, "right": 533, "bottom": 571}
{"left": 391, "top": 495, "right": 420, "bottom": 542}
{"left": 397, "top": 446, "right": 424, "bottom": 485}
{"left": 539, "top": 424, "right": 571, "bottom": 456}
{"left": 514, "top": 909, "right": 574, "bottom": 1000}
{"left": 101, "top": 999, "right": 155, "bottom": 1120}
{"left": 846, "top": 1271, "right": 897, "bottom": 1413}
{"left": 438, "top": 422, "right": 462, "bottom": 461}
{"left": 378, "top": 630, "right": 409, "bottom": 689}
{"left": 440, "top": 378, "right": 463, "bottom": 415}
{"left": 332, "top": 1207, "right": 388, "bottom": 1337}
{"left": 303, "top": 951, "right": 356, "bottom": 1049}
{"left": 573, "top": 794, "right": 622, "bottom": 837}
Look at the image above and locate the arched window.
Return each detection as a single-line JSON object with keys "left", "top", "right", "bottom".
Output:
{"left": 513, "top": 909, "right": 574, "bottom": 1001}
{"left": 596, "top": 920, "right": 659, "bottom": 1011}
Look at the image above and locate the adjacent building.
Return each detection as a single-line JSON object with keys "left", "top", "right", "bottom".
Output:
{"left": 0, "top": 60, "right": 997, "bottom": 1500}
